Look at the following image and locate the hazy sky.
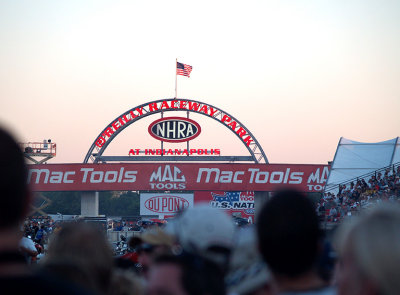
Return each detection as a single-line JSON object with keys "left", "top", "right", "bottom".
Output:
{"left": 1, "top": 0, "right": 399, "bottom": 164}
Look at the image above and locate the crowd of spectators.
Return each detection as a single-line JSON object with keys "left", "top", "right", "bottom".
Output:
{"left": 3, "top": 126, "right": 400, "bottom": 295}
{"left": 22, "top": 216, "right": 58, "bottom": 245}
{"left": 109, "top": 219, "right": 163, "bottom": 232}
{"left": 18, "top": 216, "right": 62, "bottom": 264}
{"left": 317, "top": 165, "right": 400, "bottom": 223}
{"left": 18, "top": 216, "right": 169, "bottom": 262}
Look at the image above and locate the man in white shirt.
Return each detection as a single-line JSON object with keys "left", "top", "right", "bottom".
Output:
{"left": 19, "top": 235, "right": 38, "bottom": 264}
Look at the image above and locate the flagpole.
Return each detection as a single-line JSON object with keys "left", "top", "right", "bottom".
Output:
{"left": 175, "top": 58, "right": 177, "bottom": 99}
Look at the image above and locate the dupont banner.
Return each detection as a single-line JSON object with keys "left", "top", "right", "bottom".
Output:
{"left": 27, "top": 163, "right": 329, "bottom": 192}
{"left": 195, "top": 191, "right": 255, "bottom": 223}
{"left": 140, "top": 193, "right": 194, "bottom": 218}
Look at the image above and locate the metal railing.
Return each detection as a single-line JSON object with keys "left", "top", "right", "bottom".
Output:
{"left": 324, "top": 162, "right": 400, "bottom": 194}
{"left": 20, "top": 141, "right": 56, "bottom": 156}
{"left": 107, "top": 230, "right": 140, "bottom": 243}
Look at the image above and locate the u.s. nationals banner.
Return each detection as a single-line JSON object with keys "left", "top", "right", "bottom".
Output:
{"left": 27, "top": 163, "right": 330, "bottom": 192}
{"left": 195, "top": 191, "right": 255, "bottom": 223}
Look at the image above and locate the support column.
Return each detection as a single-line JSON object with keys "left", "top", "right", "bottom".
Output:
{"left": 81, "top": 191, "right": 99, "bottom": 216}
{"left": 254, "top": 191, "right": 270, "bottom": 224}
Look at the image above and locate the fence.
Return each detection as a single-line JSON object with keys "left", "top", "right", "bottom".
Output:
{"left": 107, "top": 230, "right": 141, "bottom": 243}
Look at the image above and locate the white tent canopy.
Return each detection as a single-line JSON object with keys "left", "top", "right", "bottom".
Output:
{"left": 325, "top": 137, "right": 400, "bottom": 190}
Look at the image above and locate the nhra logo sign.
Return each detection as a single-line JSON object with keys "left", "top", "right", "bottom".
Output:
{"left": 141, "top": 193, "right": 194, "bottom": 217}
{"left": 148, "top": 117, "right": 201, "bottom": 143}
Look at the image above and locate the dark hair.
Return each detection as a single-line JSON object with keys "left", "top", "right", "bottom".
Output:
{"left": 44, "top": 222, "right": 114, "bottom": 294}
{"left": 256, "top": 189, "right": 321, "bottom": 277}
{"left": 0, "top": 128, "right": 29, "bottom": 228}
{"left": 154, "top": 253, "right": 225, "bottom": 295}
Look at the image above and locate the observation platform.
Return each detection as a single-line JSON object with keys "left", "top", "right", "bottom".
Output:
{"left": 20, "top": 141, "right": 56, "bottom": 164}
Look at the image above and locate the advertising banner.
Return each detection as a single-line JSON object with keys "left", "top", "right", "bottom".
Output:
{"left": 27, "top": 163, "right": 329, "bottom": 192}
{"left": 195, "top": 191, "right": 255, "bottom": 223}
{"left": 140, "top": 193, "right": 194, "bottom": 218}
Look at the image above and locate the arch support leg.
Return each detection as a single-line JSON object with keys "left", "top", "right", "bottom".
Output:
{"left": 81, "top": 191, "right": 99, "bottom": 216}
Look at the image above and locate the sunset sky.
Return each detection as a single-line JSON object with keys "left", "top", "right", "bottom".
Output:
{"left": 1, "top": 0, "right": 399, "bottom": 165}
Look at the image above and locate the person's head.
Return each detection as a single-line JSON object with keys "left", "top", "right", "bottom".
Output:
{"left": 336, "top": 204, "right": 400, "bottom": 295}
{"left": 171, "top": 204, "right": 235, "bottom": 273}
{"left": 0, "top": 128, "right": 29, "bottom": 230}
{"left": 136, "top": 227, "right": 175, "bottom": 278}
{"left": 257, "top": 189, "right": 321, "bottom": 278}
{"left": 147, "top": 253, "right": 225, "bottom": 295}
{"left": 108, "top": 269, "right": 144, "bottom": 295}
{"left": 226, "top": 227, "right": 276, "bottom": 295}
{"left": 43, "top": 222, "right": 114, "bottom": 294}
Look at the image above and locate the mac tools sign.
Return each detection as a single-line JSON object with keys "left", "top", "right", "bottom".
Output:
{"left": 27, "top": 163, "right": 329, "bottom": 192}
{"left": 140, "top": 193, "right": 194, "bottom": 217}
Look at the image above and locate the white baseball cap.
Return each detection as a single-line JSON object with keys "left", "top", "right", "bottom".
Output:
{"left": 173, "top": 203, "right": 236, "bottom": 267}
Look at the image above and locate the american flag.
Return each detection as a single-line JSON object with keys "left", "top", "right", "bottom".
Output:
{"left": 176, "top": 62, "right": 193, "bottom": 77}
{"left": 211, "top": 192, "right": 241, "bottom": 205}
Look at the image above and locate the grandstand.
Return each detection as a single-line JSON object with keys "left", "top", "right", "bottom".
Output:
{"left": 321, "top": 137, "right": 400, "bottom": 226}
{"left": 325, "top": 137, "right": 400, "bottom": 190}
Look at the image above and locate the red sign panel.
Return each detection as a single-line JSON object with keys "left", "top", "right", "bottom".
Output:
{"left": 95, "top": 100, "right": 254, "bottom": 148}
{"left": 27, "top": 163, "right": 329, "bottom": 192}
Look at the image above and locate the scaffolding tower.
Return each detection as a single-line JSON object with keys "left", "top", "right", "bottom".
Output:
{"left": 19, "top": 140, "right": 56, "bottom": 216}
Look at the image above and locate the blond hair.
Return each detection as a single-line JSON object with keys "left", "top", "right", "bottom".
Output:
{"left": 337, "top": 204, "right": 400, "bottom": 295}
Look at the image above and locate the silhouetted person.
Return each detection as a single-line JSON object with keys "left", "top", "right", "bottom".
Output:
{"left": 257, "top": 189, "right": 336, "bottom": 294}
{"left": 41, "top": 222, "right": 114, "bottom": 295}
{"left": 0, "top": 127, "right": 90, "bottom": 294}
{"left": 147, "top": 253, "right": 225, "bottom": 295}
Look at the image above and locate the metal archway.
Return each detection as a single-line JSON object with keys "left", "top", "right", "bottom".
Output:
{"left": 84, "top": 98, "right": 268, "bottom": 164}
